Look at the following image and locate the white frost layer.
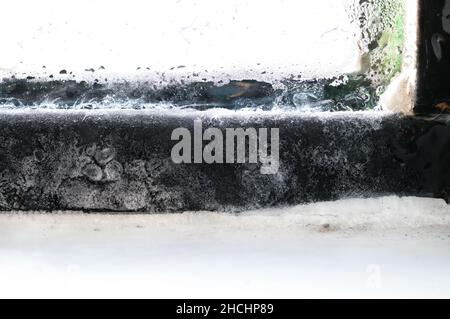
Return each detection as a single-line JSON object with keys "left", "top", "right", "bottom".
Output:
{"left": 244, "top": 196, "right": 450, "bottom": 232}
{"left": 0, "top": 196, "right": 449, "bottom": 299}
{"left": 1, "top": 196, "right": 447, "bottom": 236}
{"left": 0, "top": 107, "right": 394, "bottom": 120}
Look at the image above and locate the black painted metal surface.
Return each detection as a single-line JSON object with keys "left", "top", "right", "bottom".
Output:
{"left": 416, "top": 0, "right": 450, "bottom": 114}
{"left": 0, "top": 111, "right": 448, "bottom": 212}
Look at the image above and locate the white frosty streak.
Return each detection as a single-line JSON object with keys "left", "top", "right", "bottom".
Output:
{"left": 0, "top": 196, "right": 448, "bottom": 234}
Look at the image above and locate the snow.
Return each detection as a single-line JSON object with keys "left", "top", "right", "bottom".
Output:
{"left": 0, "top": 196, "right": 449, "bottom": 298}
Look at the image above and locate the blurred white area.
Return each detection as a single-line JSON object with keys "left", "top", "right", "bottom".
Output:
{"left": 0, "top": 0, "right": 361, "bottom": 81}
{"left": 0, "top": 196, "right": 449, "bottom": 299}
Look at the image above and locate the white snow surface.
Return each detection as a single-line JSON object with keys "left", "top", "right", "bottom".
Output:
{"left": 0, "top": 196, "right": 449, "bottom": 298}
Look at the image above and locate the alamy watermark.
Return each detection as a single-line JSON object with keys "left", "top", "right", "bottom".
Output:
{"left": 171, "top": 120, "right": 279, "bottom": 174}
{"left": 366, "top": 264, "right": 382, "bottom": 289}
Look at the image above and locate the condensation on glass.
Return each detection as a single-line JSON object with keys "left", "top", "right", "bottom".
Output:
{"left": 0, "top": 0, "right": 416, "bottom": 112}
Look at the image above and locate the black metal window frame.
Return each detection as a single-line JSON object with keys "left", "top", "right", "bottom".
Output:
{"left": 416, "top": 0, "right": 450, "bottom": 114}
